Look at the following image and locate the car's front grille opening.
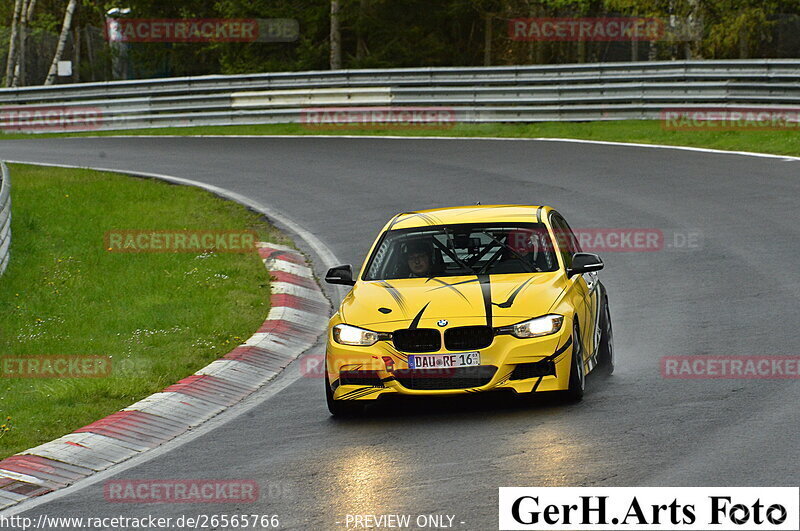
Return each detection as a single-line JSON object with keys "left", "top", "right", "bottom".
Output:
{"left": 339, "top": 370, "right": 384, "bottom": 387}
{"left": 444, "top": 325, "right": 494, "bottom": 351}
{"left": 509, "top": 360, "right": 556, "bottom": 380}
{"left": 392, "top": 328, "right": 441, "bottom": 353}
{"left": 393, "top": 366, "right": 497, "bottom": 390}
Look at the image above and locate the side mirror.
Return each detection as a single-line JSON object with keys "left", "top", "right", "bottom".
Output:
{"left": 325, "top": 264, "right": 356, "bottom": 286}
{"left": 567, "top": 252, "right": 604, "bottom": 277}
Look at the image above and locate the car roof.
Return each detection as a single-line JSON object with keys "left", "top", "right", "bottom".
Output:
{"left": 385, "top": 205, "right": 552, "bottom": 231}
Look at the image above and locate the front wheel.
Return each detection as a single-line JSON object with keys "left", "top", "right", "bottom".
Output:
{"left": 325, "top": 372, "right": 364, "bottom": 417}
{"left": 564, "top": 323, "right": 585, "bottom": 402}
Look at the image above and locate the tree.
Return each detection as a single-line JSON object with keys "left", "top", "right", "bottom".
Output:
{"left": 468, "top": 0, "right": 503, "bottom": 66}
{"left": 356, "top": 0, "right": 369, "bottom": 60}
{"left": 44, "top": 0, "right": 79, "bottom": 85}
{"left": 702, "top": 0, "right": 784, "bottom": 59}
{"left": 12, "top": 0, "right": 37, "bottom": 86}
{"left": 330, "top": 0, "right": 342, "bottom": 69}
{"left": 4, "top": 0, "right": 23, "bottom": 87}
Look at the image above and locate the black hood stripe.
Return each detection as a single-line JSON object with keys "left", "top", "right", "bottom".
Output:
{"left": 477, "top": 273, "right": 492, "bottom": 328}
{"left": 493, "top": 277, "right": 535, "bottom": 309}
{"left": 431, "top": 278, "right": 480, "bottom": 289}
{"left": 377, "top": 280, "right": 408, "bottom": 316}
{"left": 427, "top": 278, "right": 472, "bottom": 304}
{"left": 409, "top": 302, "right": 430, "bottom": 329}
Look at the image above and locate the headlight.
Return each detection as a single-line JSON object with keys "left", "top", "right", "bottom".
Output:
{"left": 512, "top": 314, "right": 564, "bottom": 338}
{"left": 333, "top": 324, "right": 379, "bottom": 346}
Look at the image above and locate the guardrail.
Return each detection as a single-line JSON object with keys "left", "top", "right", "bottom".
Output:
{"left": 0, "top": 60, "right": 798, "bottom": 132}
{"left": 0, "top": 162, "right": 10, "bottom": 277}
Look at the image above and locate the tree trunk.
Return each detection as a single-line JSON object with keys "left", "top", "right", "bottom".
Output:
{"left": 356, "top": 0, "right": 369, "bottom": 61}
{"left": 483, "top": 13, "right": 492, "bottom": 66}
{"left": 25, "top": 0, "right": 36, "bottom": 22}
{"left": 4, "top": 0, "right": 24, "bottom": 87}
{"left": 84, "top": 26, "right": 95, "bottom": 81}
{"left": 648, "top": 40, "right": 658, "bottom": 61}
{"left": 526, "top": 1, "right": 534, "bottom": 64}
{"left": 330, "top": 0, "right": 342, "bottom": 70}
{"left": 687, "top": 0, "right": 702, "bottom": 59}
{"left": 72, "top": 25, "right": 80, "bottom": 83}
{"left": 14, "top": 1, "right": 26, "bottom": 86}
{"left": 45, "top": 0, "right": 78, "bottom": 85}
{"left": 738, "top": 26, "right": 748, "bottom": 58}
{"left": 14, "top": 0, "right": 37, "bottom": 86}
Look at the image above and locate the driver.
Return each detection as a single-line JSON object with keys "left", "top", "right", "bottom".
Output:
{"left": 404, "top": 240, "right": 434, "bottom": 277}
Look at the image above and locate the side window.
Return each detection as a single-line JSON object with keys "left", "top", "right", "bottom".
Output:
{"left": 368, "top": 239, "right": 391, "bottom": 278}
{"left": 550, "top": 214, "right": 576, "bottom": 269}
{"left": 560, "top": 216, "right": 583, "bottom": 254}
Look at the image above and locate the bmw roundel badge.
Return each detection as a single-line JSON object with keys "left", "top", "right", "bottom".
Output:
{"left": 437, "top": 319, "right": 448, "bottom": 327}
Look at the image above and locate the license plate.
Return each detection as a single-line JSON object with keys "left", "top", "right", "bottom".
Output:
{"left": 408, "top": 352, "right": 481, "bottom": 370}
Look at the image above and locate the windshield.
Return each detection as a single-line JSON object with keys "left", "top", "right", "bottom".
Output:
{"left": 363, "top": 223, "right": 558, "bottom": 280}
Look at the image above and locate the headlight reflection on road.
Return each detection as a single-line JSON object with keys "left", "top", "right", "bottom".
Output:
{"left": 330, "top": 446, "right": 399, "bottom": 516}
{"left": 501, "top": 423, "right": 593, "bottom": 486}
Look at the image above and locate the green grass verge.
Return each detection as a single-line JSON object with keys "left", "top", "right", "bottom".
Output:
{"left": 0, "top": 164, "right": 291, "bottom": 459}
{"left": 2, "top": 120, "right": 799, "bottom": 157}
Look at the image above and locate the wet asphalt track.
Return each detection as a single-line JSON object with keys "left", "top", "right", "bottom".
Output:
{"left": 1, "top": 137, "right": 798, "bottom": 529}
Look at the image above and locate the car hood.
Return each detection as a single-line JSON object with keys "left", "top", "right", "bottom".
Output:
{"left": 340, "top": 273, "right": 566, "bottom": 330}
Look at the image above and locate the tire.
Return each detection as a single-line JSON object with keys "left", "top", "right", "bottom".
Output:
{"left": 325, "top": 371, "right": 364, "bottom": 417}
{"left": 564, "top": 323, "right": 585, "bottom": 402}
{"left": 596, "top": 296, "right": 615, "bottom": 376}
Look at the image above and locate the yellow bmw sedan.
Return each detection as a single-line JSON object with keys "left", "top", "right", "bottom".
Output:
{"left": 324, "top": 205, "right": 613, "bottom": 415}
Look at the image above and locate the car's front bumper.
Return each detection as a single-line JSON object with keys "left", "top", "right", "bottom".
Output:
{"left": 326, "top": 326, "right": 576, "bottom": 401}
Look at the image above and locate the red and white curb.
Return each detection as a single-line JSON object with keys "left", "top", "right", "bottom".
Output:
{"left": 0, "top": 242, "right": 330, "bottom": 511}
